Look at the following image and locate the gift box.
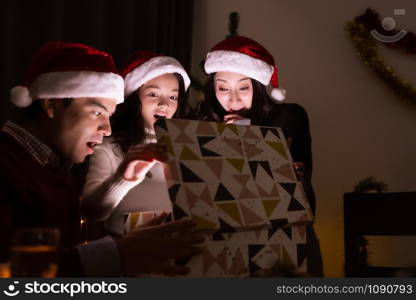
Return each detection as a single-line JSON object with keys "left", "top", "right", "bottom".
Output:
{"left": 177, "top": 223, "right": 307, "bottom": 277}
{"left": 125, "top": 119, "right": 313, "bottom": 276}
{"left": 154, "top": 119, "right": 313, "bottom": 232}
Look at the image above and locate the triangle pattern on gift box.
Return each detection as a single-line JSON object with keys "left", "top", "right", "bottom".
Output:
{"left": 263, "top": 199, "right": 280, "bottom": 218}
{"left": 175, "top": 132, "right": 195, "bottom": 144}
{"left": 232, "top": 174, "right": 250, "bottom": 186}
{"left": 255, "top": 230, "right": 263, "bottom": 241}
{"left": 249, "top": 161, "right": 274, "bottom": 180}
{"left": 159, "top": 135, "right": 174, "bottom": 156}
{"left": 266, "top": 141, "right": 288, "bottom": 159}
{"left": 180, "top": 163, "right": 204, "bottom": 182}
{"left": 204, "top": 159, "right": 223, "bottom": 179}
{"left": 268, "top": 219, "right": 289, "bottom": 239}
{"left": 203, "top": 248, "right": 215, "bottom": 274}
{"left": 281, "top": 246, "right": 296, "bottom": 270}
{"left": 297, "top": 244, "right": 308, "bottom": 268}
{"left": 216, "top": 202, "right": 242, "bottom": 225}
{"left": 199, "top": 185, "right": 214, "bottom": 208}
{"left": 214, "top": 183, "right": 235, "bottom": 201}
{"left": 217, "top": 247, "right": 228, "bottom": 272}
{"left": 184, "top": 186, "right": 199, "bottom": 209}
{"left": 243, "top": 140, "right": 264, "bottom": 159}
{"left": 180, "top": 146, "right": 200, "bottom": 161}
{"left": 196, "top": 121, "right": 217, "bottom": 135}
{"left": 223, "top": 137, "right": 244, "bottom": 156}
{"left": 282, "top": 227, "right": 292, "bottom": 240}
{"left": 280, "top": 183, "right": 296, "bottom": 196}
{"left": 249, "top": 244, "right": 264, "bottom": 259}
{"left": 199, "top": 186, "right": 214, "bottom": 207}
{"left": 217, "top": 123, "right": 239, "bottom": 136}
{"left": 173, "top": 203, "right": 188, "bottom": 219}
{"left": 256, "top": 184, "right": 269, "bottom": 198}
{"left": 275, "top": 163, "right": 296, "bottom": 181}
{"left": 164, "top": 161, "right": 180, "bottom": 181}
{"left": 243, "top": 127, "right": 260, "bottom": 139}
{"left": 212, "top": 231, "right": 226, "bottom": 241}
{"left": 168, "top": 184, "right": 181, "bottom": 202}
{"left": 240, "top": 202, "right": 265, "bottom": 226}
{"left": 192, "top": 215, "right": 218, "bottom": 230}
{"left": 260, "top": 127, "right": 280, "bottom": 140}
{"left": 238, "top": 186, "right": 258, "bottom": 199}
{"left": 288, "top": 197, "right": 305, "bottom": 211}
{"left": 249, "top": 261, "right": 261, "bottom": 274}
{"left": 269, "top": 244, "right": 281, "bottom": 258}
{"left": 129, "top": 213, "right": 140, "bottom": 231}
{"left": 226, "top": 158, "right": 245, "bottom": 173}
{"left": 216, "top": 123, "right": 226, "bottom": 134}
{"left": 228, "top": 247, "right": 247, "bottom": 275}
{"left": 170, "top": 118, "right": 189, "bottom": 131}
{"left": 197, "top": 136, "right": 221, "bottom": 157}
{"left": 219, "top": 218, "right": 236, "bottom": 233}
{"left": 203, "top": 247, "right": 228, "bottom": 274}
{"left": 260, "top": 161, "right": 274, "bottom": 179}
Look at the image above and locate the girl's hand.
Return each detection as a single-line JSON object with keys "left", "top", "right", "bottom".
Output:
{"left": 293, "top": 162, "right": 305, "bottom": 179}
{"left": 118, "top": 143, "right": 168, "bottom": 181}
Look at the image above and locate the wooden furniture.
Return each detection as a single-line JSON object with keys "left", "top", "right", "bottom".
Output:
{"left": 344, "top": 192, "right": 416, "bottom": 277}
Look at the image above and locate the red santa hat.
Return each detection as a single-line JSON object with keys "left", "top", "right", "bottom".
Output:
{"left": 121, "top": 50, "right": 191, "bottom": 97}
{"left": 204, "top": 36, "right": 286, "bottom": 101}
{"left": 10, "top": 41, "right": 124, "bottom": 107}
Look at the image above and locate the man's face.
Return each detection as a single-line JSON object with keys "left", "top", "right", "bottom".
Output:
{"left": 48, "top": 97, "right": 117, "bottom": 163}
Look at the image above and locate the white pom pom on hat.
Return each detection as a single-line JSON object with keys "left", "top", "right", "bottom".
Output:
{"left": 10, "top": 86, "right": 32, "bottom": 108}
{"left": 271, "top": 87, "right": 286, "bottom": 101}
{"left": 204, "top": 36, "right": 286, "bottom": 101}
{"left": 10, "top": 41, "right": 124, "bottom": 107}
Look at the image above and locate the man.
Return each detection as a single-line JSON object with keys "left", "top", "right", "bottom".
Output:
{"left": 0, "top": 41, "right": 203, "bottom": 276}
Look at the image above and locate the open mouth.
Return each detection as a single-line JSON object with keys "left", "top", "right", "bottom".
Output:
{"left": 154, "top": 114, "right": 166, "bottom": 120}
{"left": 86, "top": 142, "right": 98, "bottom": 150}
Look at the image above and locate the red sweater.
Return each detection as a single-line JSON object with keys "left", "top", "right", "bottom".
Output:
{"left": 0, "top": 131, "right": 83, "bottom": 275}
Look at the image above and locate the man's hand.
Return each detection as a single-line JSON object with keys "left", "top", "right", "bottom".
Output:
{"left": 115, "top": 217, "right": 204, "bottom": 276}
{"left": 117, "top": 143, "right": 168, "bottom": 181}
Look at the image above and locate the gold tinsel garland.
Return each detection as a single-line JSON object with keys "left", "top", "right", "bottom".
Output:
{"left": 346, "top": 21, "right": 416, "bottom": 104}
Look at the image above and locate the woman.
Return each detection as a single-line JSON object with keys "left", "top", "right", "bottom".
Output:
{"left": 81, "top": 51, "right": 191, "bottom": 236}
{"left": 200, "top": 36, "right": 323, "bottom": 276}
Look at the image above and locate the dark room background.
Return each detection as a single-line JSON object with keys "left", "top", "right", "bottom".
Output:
{"left": 0, "top": 0, "right": 194, "bottom": 121}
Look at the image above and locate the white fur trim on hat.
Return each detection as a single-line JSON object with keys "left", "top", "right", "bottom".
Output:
{"left": 11, "top": 71, "right": 124, "bottom": 107}
{"left": 204, "top": 50, "right": 274, "bottom": 86}
{"left": 124, "top": 56, "right": 191, "bottom": 97}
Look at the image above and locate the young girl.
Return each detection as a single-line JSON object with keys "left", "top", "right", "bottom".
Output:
{"left": 200, "top": 36, "right": 323, "bottom": 276}
{"left": 81, "top": 51, "right": 191, "bottom": 236}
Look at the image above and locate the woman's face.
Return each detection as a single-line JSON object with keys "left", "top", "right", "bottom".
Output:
{"left": 138, "top": 73, "right": 179, "bottom": 128}
{"left": 214, "top": 71, "right": 253, "bottom": 114}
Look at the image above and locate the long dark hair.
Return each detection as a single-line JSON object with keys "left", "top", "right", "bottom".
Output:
{"left": 111, "top": 72, "right": 188, "bottom": 154}
{"left": 200, "top": 74, "right": 275, "bottom": 125}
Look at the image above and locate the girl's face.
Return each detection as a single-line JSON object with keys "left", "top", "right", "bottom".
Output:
{"left": 138, "top": 73, "right": 179, "bottom": 128}
{"left": 214, "top": 71, "right": 253, "bottom": 114}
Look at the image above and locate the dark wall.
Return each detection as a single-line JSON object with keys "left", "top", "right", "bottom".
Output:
{"left": 0, "top": 0, "right": 194, "bottom": 121}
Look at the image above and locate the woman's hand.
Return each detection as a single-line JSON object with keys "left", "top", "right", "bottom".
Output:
{"left": 223, "top": 114, "right": 250, "bottom": 125}
{"left": 118, "top": 143, "right": 168, "bottom": 181}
